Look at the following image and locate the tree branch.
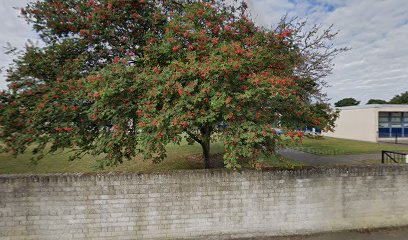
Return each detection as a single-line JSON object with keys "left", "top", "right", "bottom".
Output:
{"left": 186, "top": 130, "right": 202, "bottom": 144}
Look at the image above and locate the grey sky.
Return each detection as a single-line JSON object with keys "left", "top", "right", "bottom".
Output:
{"left": 0, "top": 0, "right": 38, "bottom": 85}
{"left": 1, "top": 0, "right": 408, "bottom": 104}
{"left": 247, "top": 0, "right": 408, "bottom": 103}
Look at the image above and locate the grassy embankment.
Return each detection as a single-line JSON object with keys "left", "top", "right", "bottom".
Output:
{"left": 298, "top": 137, "right": 408, "bottom": 155}
{"left": 0, "top": 141, "right": 303, "bottom": 174}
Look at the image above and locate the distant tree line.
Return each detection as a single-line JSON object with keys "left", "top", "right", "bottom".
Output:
{"left": 334, "top": 91, "right": 408, "bottom": 107}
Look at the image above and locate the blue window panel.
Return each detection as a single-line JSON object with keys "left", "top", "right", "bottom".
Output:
{"left": 379, "top": 128, "right": 390, "bottom": 138}
{"left": 404, "top": 128, "right": 408, "bottom": 137}
{"left": 391, "top": 128, "right": 402, "bottom": 137}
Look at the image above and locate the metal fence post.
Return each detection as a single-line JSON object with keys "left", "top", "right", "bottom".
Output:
{"left": 381, "top": 150, "right": 385, "bottom": 164}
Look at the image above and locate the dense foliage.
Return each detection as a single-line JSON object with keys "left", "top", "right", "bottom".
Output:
{"left": 1, "top": 0, "right": 344, "bottom": 169}
{"left": 366, "top": 99, "right": 387, "bottom": 105}
{"left": 389, "top": 91, "right": 408, "bottom": 104}
{"left": 334, "top": 98, "right": 360, "bottom": 107}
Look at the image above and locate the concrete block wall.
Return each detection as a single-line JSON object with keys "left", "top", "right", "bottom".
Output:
{"left": 1, "top": 166, "right": 408, "bottom": 239}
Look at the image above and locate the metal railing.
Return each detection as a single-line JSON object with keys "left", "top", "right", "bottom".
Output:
{"left": 381, "top": 150, "right": 408, "bottom": 164}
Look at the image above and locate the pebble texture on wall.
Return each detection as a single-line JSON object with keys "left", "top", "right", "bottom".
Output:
{"left": 1, "top": 166, "right": 408, "bottom": 239}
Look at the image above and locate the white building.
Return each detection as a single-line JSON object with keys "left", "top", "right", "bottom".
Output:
{"left": 323, "top": 104, "right": 408, "bottom": 142}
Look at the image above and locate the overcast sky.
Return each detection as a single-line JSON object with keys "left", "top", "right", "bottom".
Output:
{"left": 0, "top": 0, "right": 38, "bottom": 85}
{"left": 1, "top": 0, "right": 408, "bottom": 104}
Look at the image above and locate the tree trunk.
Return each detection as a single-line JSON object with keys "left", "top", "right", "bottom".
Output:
{"left": 200, "top": 125, "right": 212, "bottom": 169}
{"left": 201, "top": 138, "right": 211, "bottom": 169}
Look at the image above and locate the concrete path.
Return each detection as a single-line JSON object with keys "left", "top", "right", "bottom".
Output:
{"left": 279, "top": 149, "right": 381, "bottom": 166}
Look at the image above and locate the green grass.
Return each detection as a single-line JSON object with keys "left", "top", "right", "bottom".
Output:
{"left": 0, "top": 141, "right": 303, "bottom": 174}
{"left": 297, "top": 137, "right": 408, "bottom": 155}
{"left": 360, "top": 159, "right": 382, "bottom": 165}
{"left": 7, "top": 136, "right": 404, "bottom": 174}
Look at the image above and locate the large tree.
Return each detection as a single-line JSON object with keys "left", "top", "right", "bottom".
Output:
{"left": 334, "top": 98, "right": 360, "bottom": 107}
{"left": 1, "top": 0, "right": 172, "bottom": 166}
{"left": 389, "top": 91, "right": 408, "bottom": 104}
{"left": 367, "top": 99, "right": 387, "bottom": 104}
{"left": 1, "top": 0, "right": 344, "bottom": 169}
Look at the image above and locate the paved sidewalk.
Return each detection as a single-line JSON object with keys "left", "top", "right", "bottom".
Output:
{"left": 279, "top": 149, "right": 381, "bottom": 166}
{"left": 236, "top": 226, "right": 408, "bottom": 240}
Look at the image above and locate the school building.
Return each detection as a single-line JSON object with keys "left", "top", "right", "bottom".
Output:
{"left": 323, "top": 104, "right": 408, "bottom": 142}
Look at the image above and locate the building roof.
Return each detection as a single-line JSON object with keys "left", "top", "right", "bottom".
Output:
{"left": 338, "top": 104, "right": 408, "bottom": 110}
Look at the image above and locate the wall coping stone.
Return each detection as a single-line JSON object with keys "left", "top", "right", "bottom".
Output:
{"left": 1, "top": 164, "right": 407, "bottom": 183}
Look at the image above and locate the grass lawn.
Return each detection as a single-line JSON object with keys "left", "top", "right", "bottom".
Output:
{"left": 297, "top": 137, "right": 408, "bottom": 155}
{"left": 0, "top": 142, "right": 304, "bottom": 174}
{"left": 360, "top": 159, "right": 382, "bottom": 165}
